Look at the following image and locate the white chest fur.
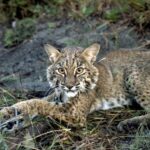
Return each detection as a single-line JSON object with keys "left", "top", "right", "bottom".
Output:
{"left": 90, "top": 97, "right": 130, "bottom": 113}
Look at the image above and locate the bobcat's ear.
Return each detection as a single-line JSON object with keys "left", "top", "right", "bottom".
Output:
{"left": 44, "top": 44, "right": 61, "bottom": 63}
{"left": 81, "top": 43, "right": 100, "bottom": 63}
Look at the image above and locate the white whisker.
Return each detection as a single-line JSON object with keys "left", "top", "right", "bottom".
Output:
{"left": 98, "top": 57, "right": 106, "bottom": 62}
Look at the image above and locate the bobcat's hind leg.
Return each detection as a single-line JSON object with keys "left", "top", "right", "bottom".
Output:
{"left": 121, "top": 64, "right": 150, "bottom": 132}
{"left": 117, "top": 113, "right": 150, "bottom": 132}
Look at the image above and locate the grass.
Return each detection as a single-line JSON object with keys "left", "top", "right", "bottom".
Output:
{"left": 0, "top": 133, "right": 9, "bottom": 150}
{"left": 129, "top": 128, "right": 150, "bottom": 150}
{"left": 0, "top": 90, "right": 150, "bottom": 150}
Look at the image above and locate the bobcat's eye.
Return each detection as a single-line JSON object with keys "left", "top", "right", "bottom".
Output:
{"left": 76, "top": 67, "right": 84, "bottom": 74}
{"left": 57, "top": 68, "right": 65, "bottom": 74}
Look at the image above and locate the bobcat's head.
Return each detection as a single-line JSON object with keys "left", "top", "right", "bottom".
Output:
{"left": 45, "top": 43, "right": 100, "bottom": 98}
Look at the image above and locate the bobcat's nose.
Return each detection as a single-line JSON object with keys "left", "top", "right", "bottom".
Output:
{"left": 66, "top": 85, "right": 74, "bottom": 90}
{"left": 64, "top": 84, "right": 76, "bottom": 91}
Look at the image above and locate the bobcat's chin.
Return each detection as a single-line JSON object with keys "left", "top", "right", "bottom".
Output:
{"left": 64, "top": 91, "right": 78, "bottom": 98}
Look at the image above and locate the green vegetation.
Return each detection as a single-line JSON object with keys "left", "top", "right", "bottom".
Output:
{"left": 0, "top": 0, "right": 149, "bottom": 23}
{"left": 3, "top": 18, "right": 36, "bottom": 47}
{"left": 119, "top": 125, "right": 150, "bottom": 150}
{"left": 130, "top": 128, "right": 150, "bottom": 150}
{"left": 1, "top": 0, "right": 149, "bottom": 47}
{"left": 0, "top": 134, "right": 8, "bottom": 150}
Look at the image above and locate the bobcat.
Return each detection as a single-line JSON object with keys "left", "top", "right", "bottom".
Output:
{"left": 0, "top": 43, "right": 150, "bottom": 132}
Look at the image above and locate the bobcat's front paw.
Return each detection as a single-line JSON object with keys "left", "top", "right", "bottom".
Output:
{"left": 0, "top": 107, "right": 24, "bottom": 133}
